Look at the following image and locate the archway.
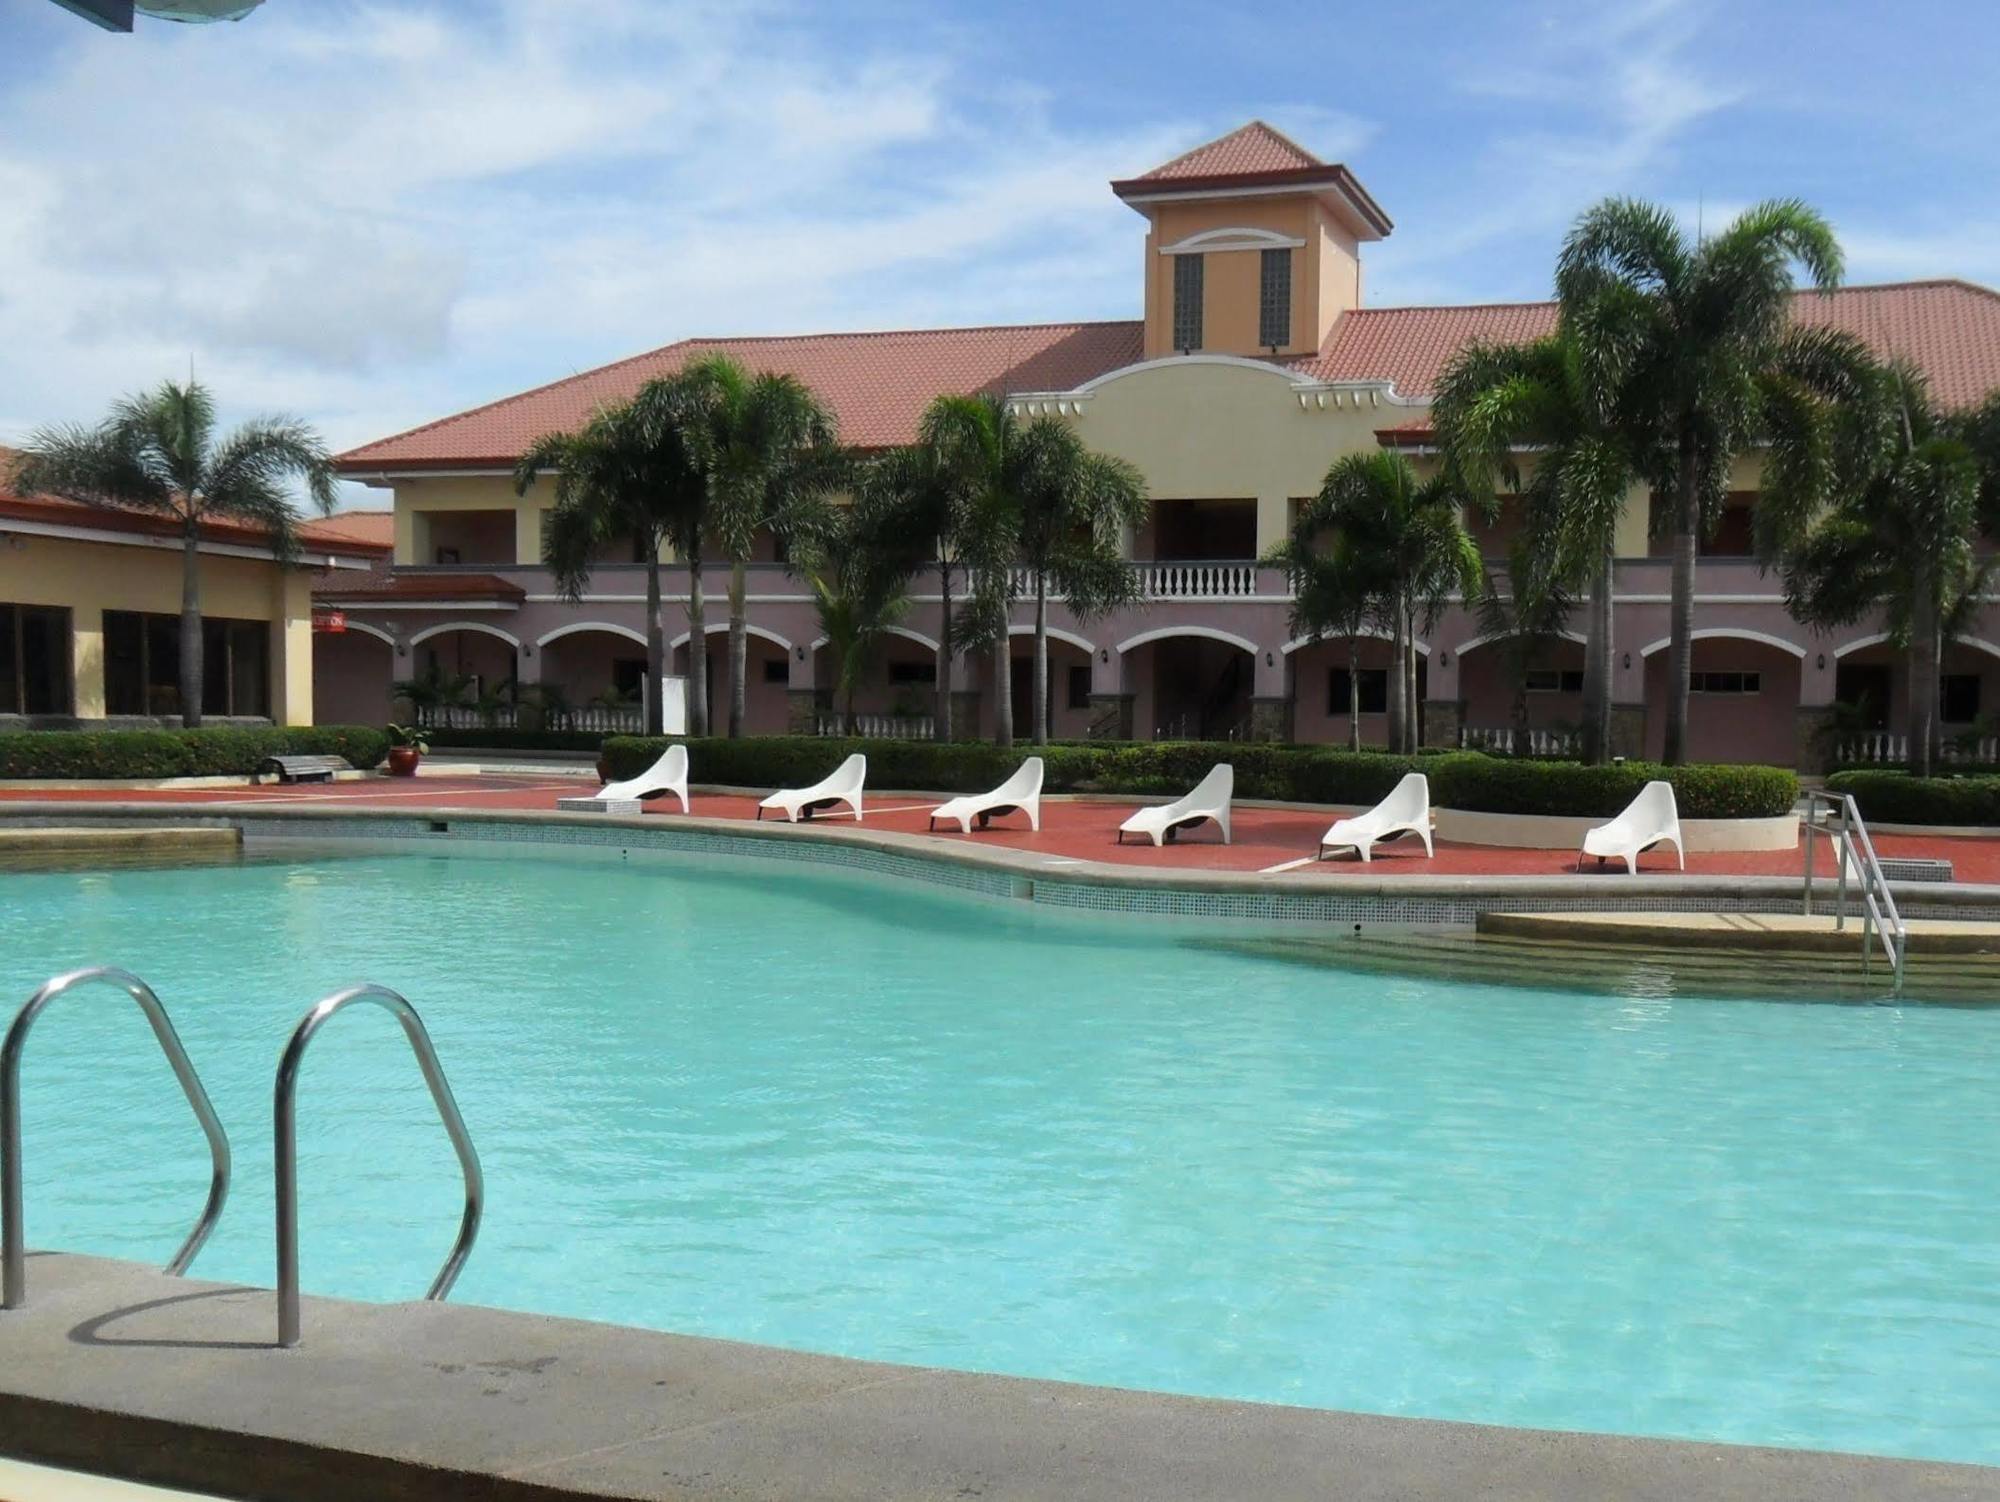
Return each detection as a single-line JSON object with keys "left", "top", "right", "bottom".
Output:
{"left": 1642, "top": 632, "right": 1802, "bottom": 765}
{"left": 1117, "top": 628, "right": 1256, "bottom": 741}
{"left": 1455, "top": 632, "right": 1587, "bottom": 750}
{"left": 671, "top": 624, "right": 798, "bottom": 735}
{"left": 537, "top": 625, "right": 649, "bottom": 732}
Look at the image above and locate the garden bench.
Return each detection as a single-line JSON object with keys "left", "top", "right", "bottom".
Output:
{"left": 255, "top": 754, "right": 350, "bottom": 785}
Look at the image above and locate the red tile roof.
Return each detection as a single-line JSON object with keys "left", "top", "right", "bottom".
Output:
{"left": 1294, "top": 280, "right": 2000, "bottom": 407}
{"left": 336, "top": 322, "right": 1146, "bottom": 473}
{"left": 313, "top": 571, "right": 522, "bottom": 604}
{"left": 1133, "top": 121, "right": 1321, "bottom": 181}
{"left": 336, "top": 282, "right": 2000, "bottom": 473}
{"left": 0, "top": 447, "right": 390, "bottom": 558}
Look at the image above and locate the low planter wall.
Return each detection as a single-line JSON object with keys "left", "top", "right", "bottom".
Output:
{"left": 1434, "top": 808, "right": 1800, "bottom": 853}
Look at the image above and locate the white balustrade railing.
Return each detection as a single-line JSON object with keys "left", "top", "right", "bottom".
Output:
{"left": 1006, "top": 560, "right": 1266, "bottom": 600}
{"left": 815, "top": 713, "right": 935, "bottom": 740}
{"left": 1459, "top": 725, "right": 1581, "bottom": 758}
{"left": 1836, "top": 731, "right": 2000, "bottom": 765}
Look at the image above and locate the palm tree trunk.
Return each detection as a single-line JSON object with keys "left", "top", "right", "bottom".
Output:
{"left": 686, "top": 556, "right": 708, "bottom": 737}
{"left": 1346, "top": 634, "right": 1361, "bottom": 751}
{"left": 935, "top": 555, "right": 954, "bottom": 742}
{"left": 179, "top": 523, "right": 203, "bottom": 728}
{"left": 1664, "top": 439, "right": 1699, "bottom": 765}
{"left": 727, "top": 559, "right": 748, "bottom": 739}
{"left": 1911, "top": 576, "right": 1939, "bottom": 780}
{"left": 1581, "top": 544, "right": 1613, "bottom": 764}
{"left": 1405, "top": 607, "right": 1420, "bottom": 752}
{"left": 644, "top": 544, "right": 665, "bottom": 737}
{"left": 1386, "top": 605, "right": 1408, "bottom": 753}
{"left": 1033, "top": 581, "right": 1050, "bottom": 746}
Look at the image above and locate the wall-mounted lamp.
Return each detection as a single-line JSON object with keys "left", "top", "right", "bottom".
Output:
{"left": 1264, "top": 651, "right": 1274, "bottom": 668}
{"left": 796, "top": 645, "right": 807, "bottom": 661}
{"left": 1621, "top": 652, "right": 1632, "bottom": 671}
{"left": 1816, "top": 653, "right": 1826, "bottom": 671}
{"left": 1099, "top": 648, "right": 1109, "bottom": 664}
{"left": 522, "top": 642, "right": 534, "bottom": 659}
{"left": 1438, "top": 650, "right": 1451, "bottom": 668}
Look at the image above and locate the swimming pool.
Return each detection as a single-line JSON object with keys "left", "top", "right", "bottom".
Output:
{"left": 6, "top": 846, "right": 1998, "bottom": 1465}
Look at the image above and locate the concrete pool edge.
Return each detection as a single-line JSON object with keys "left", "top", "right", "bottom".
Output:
{"left": 3, "top": 1253, "right": 1995, "bottom": 1502}
{"left": 6, "top": 799, "right": 2000, "bottom": 927}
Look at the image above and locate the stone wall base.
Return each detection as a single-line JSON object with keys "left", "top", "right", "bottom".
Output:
{"left": 1249, "top": 696, "right": 1292, "bottom": 743}
{"left": 1087, "top": 693, "right": 1135, "bottom": 741}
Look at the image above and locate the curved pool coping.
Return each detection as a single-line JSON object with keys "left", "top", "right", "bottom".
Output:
{"left": 5, "top": 799, "right": 1999, "bottom": 929}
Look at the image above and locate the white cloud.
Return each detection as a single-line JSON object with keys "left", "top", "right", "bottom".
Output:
{"left": 0, "top": 0, "right": 1197, "bottom": 496}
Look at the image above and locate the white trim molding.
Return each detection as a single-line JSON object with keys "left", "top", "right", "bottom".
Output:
{"left": 323, "top": 619, "right": 396, "bottom": 648}
{"left": 1637, "top": 628, "right": 1807, "bottom": 660}
{"left": 808, "top": 624, "right": 941, "bottom": 654}
{"left": 407, "top": 621, "right": 524, "bottom": 650}
{"left": 670, "top": 623, "right": 794, "bottom": 653}
{"left": 1158, "top": 226, "right": 1305, "bottom": 255}
{"left": 1116, "top": 625, "right": 1260, "bottom": 656}
{"left": 536, "top": 622, "right": 648, "bottom": 649}
{"left": 1281, "top": 629, "right": 1430, "bottom": 658}
{"left": 1449, "top": 629, "right": 1588, "bottom": 656}
{"left": 1834, "top": 630, "right": 2000, "bottom": 663}
{"left": 1006, "top": 624, "right": 1096, "bottom": 654}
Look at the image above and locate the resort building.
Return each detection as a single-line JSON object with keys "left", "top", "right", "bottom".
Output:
{"left": 327, "top": 122, "right": 2000, "bottom": 767}
{"left": 0, "top": 449, "right": 389, "bottom": 726}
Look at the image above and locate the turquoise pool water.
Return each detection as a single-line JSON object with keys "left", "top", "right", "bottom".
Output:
{"left": 5, "top": 848, "right": 1999, "bottom": 1465}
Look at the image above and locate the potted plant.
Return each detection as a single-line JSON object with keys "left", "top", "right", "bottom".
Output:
{"left": 385, "top": 723, "right": 430, "bottom": 778}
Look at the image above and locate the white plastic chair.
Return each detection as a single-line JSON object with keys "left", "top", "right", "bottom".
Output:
{"left": 758, "top": 753, "right": 866, "bottom": 823}
{"left": 557, "top": 743, "right": 688, "bottom": 812}
{"left": 1117, "top": 763, "right": 1233, "bottom": 847}
{"left": 930, "top": 757, "right": 1044, "bottom": 834}
{"left": 1579, "top": 780, "right": 1684, "bottom": 874}
{"left": 1319, "top": 772, "right": 1433, "bottom": 862}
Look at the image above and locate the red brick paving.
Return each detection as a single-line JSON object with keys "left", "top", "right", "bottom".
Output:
{"left": 5, "top": 775, "right": 1998, "bottom": 881}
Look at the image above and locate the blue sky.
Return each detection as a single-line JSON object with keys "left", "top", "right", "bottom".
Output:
{"left": 3, "top": 0, "right": 1997, "bottom": 502}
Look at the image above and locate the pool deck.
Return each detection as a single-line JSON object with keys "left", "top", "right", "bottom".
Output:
{"left": 8, "top": 772, "right": 2000, "bottom": 881}
{"left": 1482, "top": 909, "right": 2000, "bottom": 952}
{"left": 4, "top": 1253, "right": 1996, "bottom": 1502}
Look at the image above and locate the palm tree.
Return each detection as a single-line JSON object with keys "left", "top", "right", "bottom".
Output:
{"left": 515, "top": 390, "right": 702, "bottom": 736}
{"left": 1266, "top": 523, "right": 1378, "bottom": 751}
{"left": 1433, "top": 335, "right": 1636, "bottom": 762}
{"left": 1556, "top": 197, "right": 1845, "bottom": 763}
{"left": 1775, "top": 361, "right": 2000, "bottom": 777}
{"left": 14, "top": 379, "right": 335, "bottom": 728}
{"left": 675, "top": 354, "right": 843, "bottom": 739}
{"left": 858, "top": 395, "right": 1012, "bottom": 741}
{"left": 1297, "top": 452, "right": 1482, "bottom": 753}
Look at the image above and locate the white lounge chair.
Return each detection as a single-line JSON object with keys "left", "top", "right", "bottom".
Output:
{"left": 1117, "top": 763, "right": 1233, "bottom": 847}
{"left": 1579, "top": 780, "right": 1684, "bottom": 874}
{"left": 556, "top": 743, "right": 689, "bottom": 813}
{"left": 758, "top": 753, "right": 866, "bottom": 824}
{"left": 930, "top": 756, "right": 1044, "bottom": 834}
{"left": 1319, "top": 772, "right": 1433, "bottom": 862}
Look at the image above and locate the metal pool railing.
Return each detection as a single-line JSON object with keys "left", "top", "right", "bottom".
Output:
{"left": 273, "top": 983, "right": 484, "bottom": 1348}
{"left": 1801, "top": 790, "right": 1908, "bottom": 993}
{"left": 2, "top": 966, "right": 232, "bottom": 1310}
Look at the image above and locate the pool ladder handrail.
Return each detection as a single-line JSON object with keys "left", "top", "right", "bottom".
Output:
{"left": 1801, "top": 790, "right": 1908, "bottom": 993}
{"left": 2, "top": 966, "right": 232, "bottom": 1310}
{"left": 274, "top": 983, "right": 483, "bottom": 1348}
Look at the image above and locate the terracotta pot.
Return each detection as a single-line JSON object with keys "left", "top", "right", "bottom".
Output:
{"left": 387, "top": 745, "right": 421, "bottom": 778}
{"left": 595, "top": 755, "right": 613, "bottom": 783}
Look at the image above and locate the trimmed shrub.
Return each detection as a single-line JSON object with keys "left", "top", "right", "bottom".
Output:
{"left": 421, "top": 728, "right": 610, "bottom": 753}
{"left": 1824, "top": 770, "right": 2000, "bottom": 826}
{"left": 601, "top": 736, "right": 1799, "bottom": 820}
{"left": 0, "top": 726, "right": 389, "bottom": 780}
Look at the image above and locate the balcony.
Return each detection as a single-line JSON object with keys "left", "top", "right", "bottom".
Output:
{"left": 1008, "top": 561, "right": 1283, "bottom": 601}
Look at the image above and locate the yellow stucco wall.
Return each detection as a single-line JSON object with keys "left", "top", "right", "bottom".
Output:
{"left": 392, "top": 475, "right": 545, "bottom": 566}
{"left": 1, "top": 531, "right": 318, "bottom": 723}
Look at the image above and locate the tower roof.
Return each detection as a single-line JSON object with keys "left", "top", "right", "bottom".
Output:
{"left": 1109, "top": 120, "right": 1392, "bottom": 238}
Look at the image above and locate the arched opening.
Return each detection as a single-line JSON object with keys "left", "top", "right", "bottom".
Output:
{"left": 311, "top": 627, "right": 393, "bottom": 727}
{"left": 671, "top": 629, "right": 795, "bottom": 736}
{"left": 810, "top": 630, "right": 940, "bottom": 737}
{"left": 1456, "top": 634, "right": 1585, "bottom": 750}
{"left": 399, "top": 627, "right": 520, "bottom": 729}
{"left": 538, "top": 626, "right": 648, "bottom": 732}
{"left": 1835, "top": 635, "right": 2000, "bottom": 756}
{"left": 1122, "top": 630, "right": 1255, "bottom": 741}
{"left": 1644, "top": 635, "right": 1802, "bottom": 765}
{"left": 1286, "top": 635, "right": 1419, "bottom": 748}
{"left": 965, "top": 631, "right": 1098, "bottom": 741}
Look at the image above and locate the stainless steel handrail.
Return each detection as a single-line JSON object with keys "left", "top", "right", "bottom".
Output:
{"left": 274, "top": 984, "right": 483, "bottom": 1348}
{"left": 1801, "top": 790, "right": 1908, "bottom": 991}
{"left": 2, "top": 966, "right": 231, "bottom": 1310}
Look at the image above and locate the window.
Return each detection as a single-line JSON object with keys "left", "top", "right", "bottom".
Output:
{"left": 1067, "top": 664, "right": 1092, "bottom": 710}
{"left": 1941, "top": 673, "right": 1982, "bottom": 723}
{"left": 888, "top": 660, "right": 937, "bottom": 686}
{"left": 1835, "top": 663, "right": 1891, "bottom": 727}
{"left": 1259, "top": 247, "right": 1291, "bottom": 349}
{"left": 0, "top": 603, "right": 71, "bottom": 715}
{"left": 1524, "top": 668, "right": 1585, "bottom": 694}
{"left": 1172, "top": 253, "right": 1203, "bottom": 352}
{"left": 1327, "top": 667, "right": 1389, "bottom": 715}
{"left": 103, "top": 611, "right": 269, "bottom": 717}
{"left": 1689, "top": 670, "right": 1761, "bottom": 694}
{"left": 612, "top": 658, "right": 647, "bottom": 697}
{"left": 762, "top": 658, "right": 789, "bottom": 686}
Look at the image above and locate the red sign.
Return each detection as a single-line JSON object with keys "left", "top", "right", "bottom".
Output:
{"left": 311, "top": 610, "right": 347, "bottom": 634}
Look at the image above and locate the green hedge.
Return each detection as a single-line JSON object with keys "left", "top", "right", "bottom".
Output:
{"left": 603, "top": 736, "right": 1799, "bottom": 819}
{"left": 421, "top": 728, "right": 610, "bottom": 753}
{"left": 1824, "top": 770, "right": 2000, "bottom": 826}
{"left": 0, "top": 726, "right": 389, "bottom": 780}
